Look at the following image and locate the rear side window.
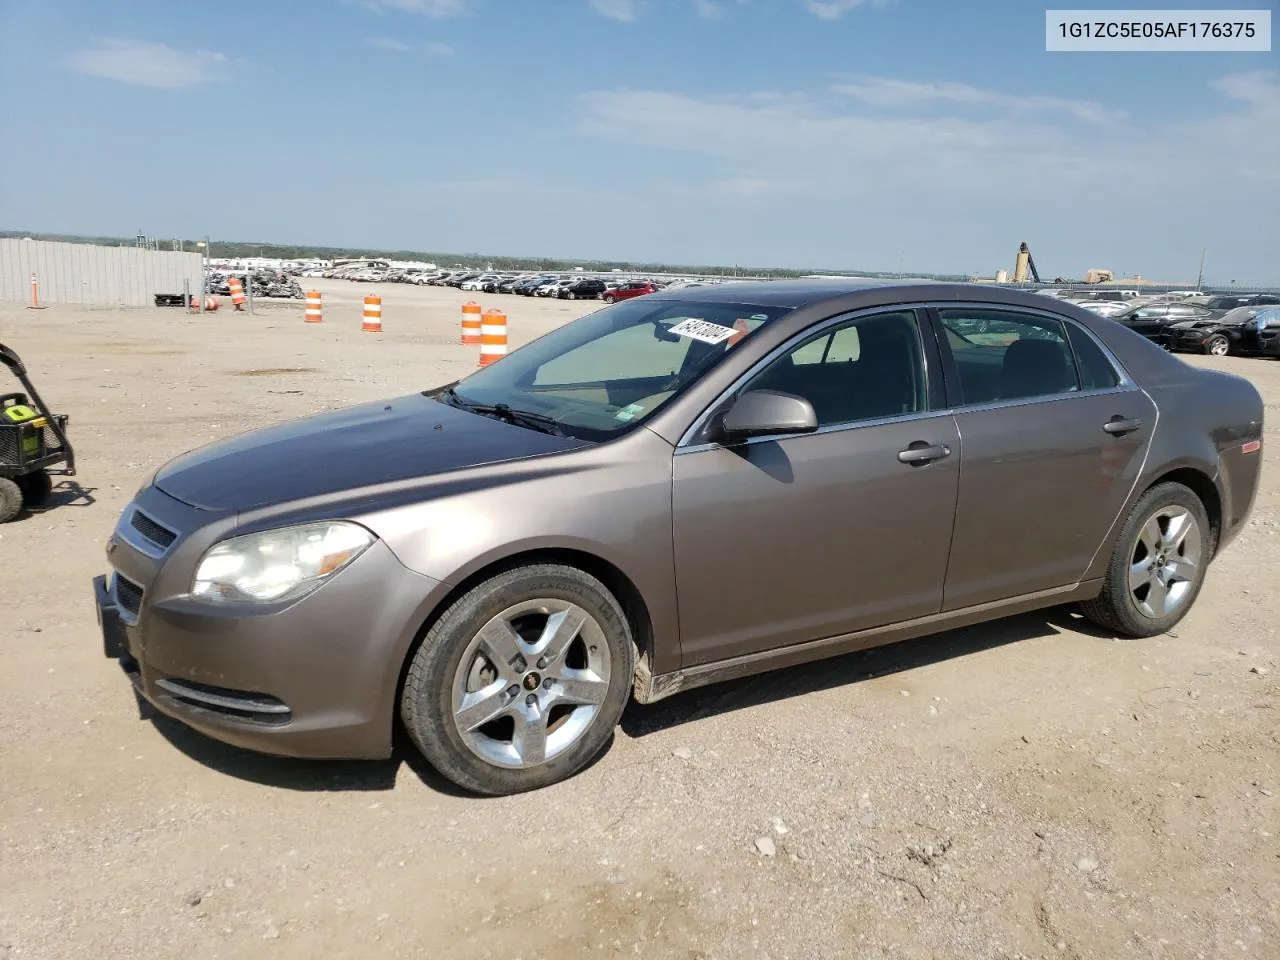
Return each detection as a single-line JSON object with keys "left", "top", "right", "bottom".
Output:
{"left": 938, "top": 309, "right": 1078, "bottom": 404}
{"left": 1065, "top": 323, "right": 1121, "bottom": 391}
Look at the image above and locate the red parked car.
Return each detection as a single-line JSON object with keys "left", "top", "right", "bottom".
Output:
{"left": 603, "top": 281, "right": 656, "bottom": 304}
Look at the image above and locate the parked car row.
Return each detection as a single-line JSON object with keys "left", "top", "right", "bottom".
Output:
{"left": 1035, "top": 289, "right": 1280, "bottom": 359}
{"left": 319, "top": 265, "right": 740, "bottom": 301}
{"left": 204, "top": 270, "right": 305, "bottom": 300}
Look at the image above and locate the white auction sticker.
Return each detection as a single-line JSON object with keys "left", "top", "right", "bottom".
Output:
{"left": 667, "top": 318, "right": 739, "bottom": 344}
{"left": 1046, "top": 10, "right": 1271, "bottom": 51}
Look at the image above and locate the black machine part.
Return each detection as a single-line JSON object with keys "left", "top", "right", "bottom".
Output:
{"left": 0, "top": 342, "right": 76, "bottom": 477}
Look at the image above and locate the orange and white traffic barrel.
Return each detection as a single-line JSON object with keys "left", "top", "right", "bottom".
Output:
{"left": 479, "top": 309, "right": 507, "bottom": 365}
{"left": 461, "top": 301, "right": 482, "bottom": 345}
{"left": 305, "top": 291, "right": 323, "bottom": 323}
{"left": 362, "top": 294, "right": 383, "bottom": 333}
{"left": 228, "top": 277, "right": 246, "bottom": 310}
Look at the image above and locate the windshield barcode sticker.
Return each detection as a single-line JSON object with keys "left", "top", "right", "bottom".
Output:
{"left": 667, "top": 318, "right": 739, "bottom": 344}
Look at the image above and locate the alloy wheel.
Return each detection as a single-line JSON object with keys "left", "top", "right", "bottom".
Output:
{"left": 451, "top": 599, "right": 612, "bottom": 768}
{"left": 1129, "top": 506, "right": 1202, "bottom": 619}
{"left": 1208, "top": 336, "right": 1229, "bottom": 356}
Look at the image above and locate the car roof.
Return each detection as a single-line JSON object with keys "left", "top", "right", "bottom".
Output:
{"left": 638, "top": 277, "right": 1148, "bottom": 312}
{"left": 640, "top": 277, "right": 944, "bottom": 308}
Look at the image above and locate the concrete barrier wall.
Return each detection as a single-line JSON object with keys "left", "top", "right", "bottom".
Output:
{"left": 0, "top": 238, "right": 205, "bottom": 307}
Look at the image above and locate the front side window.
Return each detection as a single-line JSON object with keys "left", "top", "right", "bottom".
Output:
{"left": 939, "top": 309, "right": 1080, "bottom": 404}
{"left": 441, "top": 298, "right": 787, "bottom": 441}
{"left": 739, "top": 310, "right": 926, "bottom": 427}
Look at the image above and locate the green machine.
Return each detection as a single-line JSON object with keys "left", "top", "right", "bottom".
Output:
{"left": 0, "top": 342, "right": 76, "bottom": 523}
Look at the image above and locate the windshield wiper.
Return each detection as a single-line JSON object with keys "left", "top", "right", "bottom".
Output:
{"left": 438, "top": 388, "right": 566, "bottom": 437}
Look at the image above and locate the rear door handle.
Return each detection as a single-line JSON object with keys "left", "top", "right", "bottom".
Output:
{"left": 898, "top": 443, "right": 952, "bottom": 465}
{"left": 1104, "top": 417, "right": 1144, "bottom": 435}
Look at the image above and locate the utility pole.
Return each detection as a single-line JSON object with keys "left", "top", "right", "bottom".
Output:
{"left": 1196, "top": 248, "right": 1205, "bottom": 292}
{"left": 196, "top": 235, "right": 210, "bottom": 314}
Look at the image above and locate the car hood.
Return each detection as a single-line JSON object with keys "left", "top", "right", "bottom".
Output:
{"left": 152, "top": 393, "right": 590, "bottom": 511}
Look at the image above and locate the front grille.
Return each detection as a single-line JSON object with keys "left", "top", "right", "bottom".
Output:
{"left": 0, "top": 428, "right": 16, "bottom": 465}
{"left": 130, "top": 509, "right": 177, "bottom": 550}
{"left": 154, "top": 678, "right": 292, "bottom": 725}
{"left": 114, "top": 575, "right": 143, "bottom": 616}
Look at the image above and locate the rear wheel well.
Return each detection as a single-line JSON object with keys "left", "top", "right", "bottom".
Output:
{"left": 393, "top": 549, "right": 656, "bottom": 721}
{"left": 1144, "top": 467, "right": 1221, "bottom": 556}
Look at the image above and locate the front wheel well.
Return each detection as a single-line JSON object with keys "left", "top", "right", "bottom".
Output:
{"left": 1143, "top": 467, "right": 1222, "bottom": 556}
{"left": 392, "top": 548, "right": 656, "bottom": 718}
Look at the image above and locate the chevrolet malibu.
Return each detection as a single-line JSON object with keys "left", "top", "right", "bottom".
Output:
{"left": 94, "top": 281, "right": 1264, "bottom": 795}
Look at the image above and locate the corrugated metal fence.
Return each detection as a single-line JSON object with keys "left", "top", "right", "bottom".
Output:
{"left": 0, "top": 238, "right": 204, "bottom": 307}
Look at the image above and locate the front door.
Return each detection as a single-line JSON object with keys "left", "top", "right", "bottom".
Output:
{"left": 933, "top": 306, "right": 1157, "bottom": 610}
{"left": 672, "top": 309, "right": 961, "bottom": 668}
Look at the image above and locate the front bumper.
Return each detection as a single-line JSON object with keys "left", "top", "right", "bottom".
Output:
{"left": 95, "top": 496, "right": 445, "bottom": 760}
{"left": 1163, "top": 328, "right": 1216, "bottom": 352}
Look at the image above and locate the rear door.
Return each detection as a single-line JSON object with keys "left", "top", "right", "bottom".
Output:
{"left": 1121, "top": 306, "right": 1175, "bottom": 341}
{"left": 930, "top": 305, "right": 1156, "bottom": 610}
{"left": 671, "top": 308, "right": 962, "bottom": 667}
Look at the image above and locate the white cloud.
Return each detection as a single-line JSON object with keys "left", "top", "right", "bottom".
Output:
{"left": 367, "top": 36, "right": 413, "bottom": 51}
{"left": 426, "top": 41, "right": 456, "bottom": 56}
{"left": 832, "top": 76, "right": 1128, "bottom": 124}
{"left": 694, "top": 0, "right": 726, "bottom": 19}
{"left": 356, "top": 0, "right": 471, "bottom": 17}
{"left": 805, "top": 0, "right": 878, "bottom": 20}
{"left": 591, "top": 0, "right": 638, "bottom": 22}
{"left": 1208, "top": 69, "right": 1280, "bottom": 110}
{"left": 66, "top": 39, "right": 228, "bottom": 89}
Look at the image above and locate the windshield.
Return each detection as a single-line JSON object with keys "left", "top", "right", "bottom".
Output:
{"left": 433, "top": 298, "right": 789, "bottom": 441}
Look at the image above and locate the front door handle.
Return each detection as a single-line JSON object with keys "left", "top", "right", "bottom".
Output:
{"left": 898, "top": 443, "right": 952, "bottom": 465}
{"left": 1104, "top": 416, "right": 1144, "bottom": 435}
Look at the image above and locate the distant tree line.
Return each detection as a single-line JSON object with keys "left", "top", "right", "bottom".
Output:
{"left": 0, "top": 230, "right": 970, "bottom": 282}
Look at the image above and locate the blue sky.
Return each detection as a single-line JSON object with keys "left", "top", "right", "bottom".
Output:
{"left": 1, "top": 0, "right": 1276, "bottom": 283}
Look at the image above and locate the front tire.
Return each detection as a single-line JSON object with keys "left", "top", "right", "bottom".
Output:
{"left": 1204, "top": 334, "right": 1230, "bottom": 357}
{"left": 1079, "top": 481, "right": 1212, "bottom": 638}
{"left": 400, "top": 564, "right": 635, "bottom": 795}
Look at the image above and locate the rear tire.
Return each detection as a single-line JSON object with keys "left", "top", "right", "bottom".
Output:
{"left": 0, "top": 478, "right": 22, "bottom": 523}
{"left": 400, "top": 564, "right": 635, "bottom": 796}
{"left": 17, "top": 469, "right": 52, "bottom": 507}
{"left": 1079, "top": 481, "right": 1212, "bottom": 638}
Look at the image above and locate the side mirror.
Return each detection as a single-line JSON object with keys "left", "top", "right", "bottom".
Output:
{"left": 715, "top": 390, "right": 818, "bottom": 443}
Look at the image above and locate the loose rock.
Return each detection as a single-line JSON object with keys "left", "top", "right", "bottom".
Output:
{"left": 1076, "top": 857, "right": 1099, "bottom": 873}
{"left": 672, "top": 746, "right": 693, "bottom": 760}
{"left": 755, "top": 837, "right": 777, "bottom": 857}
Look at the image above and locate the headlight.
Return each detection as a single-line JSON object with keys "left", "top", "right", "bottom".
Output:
{"left": 192, "top": 521, "right": 375, "bottom": 604}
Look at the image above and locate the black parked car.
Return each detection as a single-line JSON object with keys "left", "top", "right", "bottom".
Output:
{"left": 1164, "top": 305, "right": 1268, "bottom": 357}
{"left": 561, "top": 278, "right": 607, "bottom": 300}
{"left": 1110, "top": 302, "right": 1219, "bottom": 344}
{"left": 512, "top": 276, "right": 552, "bottom": 295}
{"left": 1199, "top": 294, "right": 1280, "bottom": 311}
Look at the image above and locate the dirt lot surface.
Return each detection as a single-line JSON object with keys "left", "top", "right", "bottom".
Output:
{"left": 1, "top": 280, "right": 1277, "bottom": 960}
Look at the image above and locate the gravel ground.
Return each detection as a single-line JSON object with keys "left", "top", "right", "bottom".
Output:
{"left": 1, "top": 280, "right": 1276, "bottom": 960}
